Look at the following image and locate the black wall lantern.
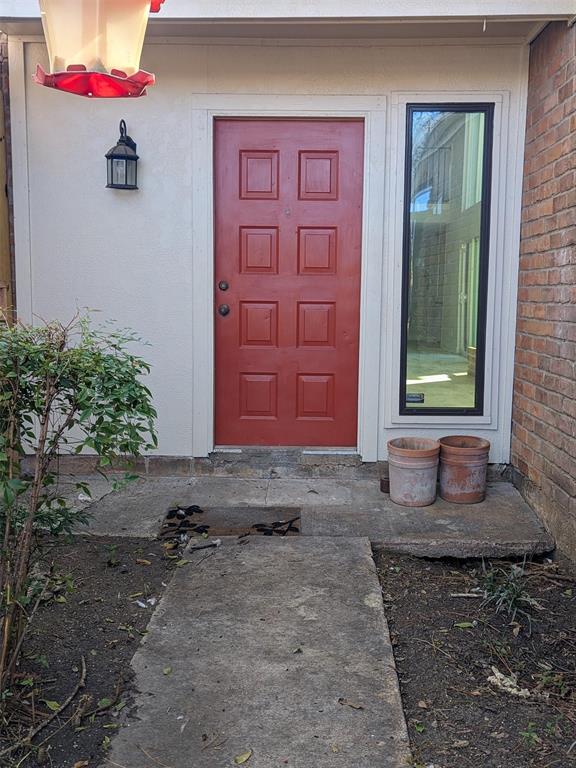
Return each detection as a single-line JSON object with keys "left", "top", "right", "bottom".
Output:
{"left": 106, "top": 120, "right": 139, "bottom": 189}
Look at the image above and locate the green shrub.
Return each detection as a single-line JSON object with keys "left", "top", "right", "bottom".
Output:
{"left": 0, "top": 315, "right": 156, "bottom": 693}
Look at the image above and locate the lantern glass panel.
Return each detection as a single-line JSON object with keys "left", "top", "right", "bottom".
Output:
{"left": 126, "top": 160, "right": 137, "bottom": 188}
{"left": 39, "top": 0, "right": 150, "bottom": 75}
{"left": 112, "top": 158, "right": 127, "bottom": 187}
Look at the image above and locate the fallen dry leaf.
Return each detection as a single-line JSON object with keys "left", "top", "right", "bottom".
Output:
{"left": 73, "top": 762, "right": 89, "bottom": 768}
{"left": 136, "top": 558, "right": 152, "bottom": 566}
{"left": 510, "top": 621, "right": 522, "bottom": 637}
{"left": 234, "top": 749, "right": 253, "bottom": 764}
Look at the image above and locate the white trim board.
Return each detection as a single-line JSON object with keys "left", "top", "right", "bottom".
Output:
{"left": 3, "top": 34, "right": 532, "bottom": 48}
{"left": 1, "top": 0, "right": 573, "bottom": 20}
{"left": 380, "top": 88, "right": 525, "bottom": 462}
{"left": 190, "top": 95, "right": 386, "bottom": 461}
{"left": 189, "top": 88, "right": 523, "bottom": 463}
{"left": 383, "top": 90, "right": 506, "bottom": 431}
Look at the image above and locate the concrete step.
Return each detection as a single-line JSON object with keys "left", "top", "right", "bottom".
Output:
{"left": 192, "top": 448, "right": 384, "bottom": 479}
{"left": 26, "top": 451, "right": 513, "bottom": 481}
{"left": 103, "top": 537, "right": 410, "bottom": 768}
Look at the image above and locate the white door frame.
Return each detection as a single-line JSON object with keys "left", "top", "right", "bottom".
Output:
{"left": 190, "top": 94, "right": 387, "bottom": 460}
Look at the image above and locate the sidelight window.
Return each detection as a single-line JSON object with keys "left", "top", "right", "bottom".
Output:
{"left": 400, "top": 104, "right": 493, "bottom": 414}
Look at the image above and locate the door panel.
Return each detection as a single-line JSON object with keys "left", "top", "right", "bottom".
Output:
{"left": 214, "top": 119, "right": 364, "bottom": 446}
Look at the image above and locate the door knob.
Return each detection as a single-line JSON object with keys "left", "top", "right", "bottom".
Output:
{"left": 218, "top": 280, "right": 229, "bottom": 291}
{"left": 218, "top": 304, "right": 230, "bottom": 316}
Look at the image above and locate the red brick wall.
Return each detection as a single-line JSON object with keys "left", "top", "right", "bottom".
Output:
{"left": 512, "top": 21, "right": 576, "bottom": 555}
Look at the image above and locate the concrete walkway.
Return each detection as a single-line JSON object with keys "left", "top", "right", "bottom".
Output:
{"left": 78, "top": 473, "right": 554, "bottom": 766}
{"left": 103, "top": 537, "right": 410, "bottom": 768}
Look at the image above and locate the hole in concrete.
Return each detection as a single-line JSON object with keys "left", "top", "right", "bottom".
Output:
{"left": 158, "top": 505, "right": 301, "bottom": 542}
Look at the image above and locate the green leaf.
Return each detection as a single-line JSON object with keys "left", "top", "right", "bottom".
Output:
{"left": 234, "top": 750, "right": 253, "bottom": 764}
{"left": 42, "top": 700, "right": 61, "bottom": 712}
{"left": 97, "top": 697, "right": 113, "bottom": 709}
{"left": 163, "top": 666, "right": 173, "bottom": 676}
{"left": 454, "top": 621, "right": 475, "bottom": 629}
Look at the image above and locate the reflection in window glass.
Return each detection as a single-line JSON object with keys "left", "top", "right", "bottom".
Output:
{"left": 401, "top": 106, "right": 492, "bottom": 413}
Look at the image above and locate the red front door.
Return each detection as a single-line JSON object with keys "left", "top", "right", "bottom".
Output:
{"left": 214, "top": 119, "right": 364, "bottom": 446}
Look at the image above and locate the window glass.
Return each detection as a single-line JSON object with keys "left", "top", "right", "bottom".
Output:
{"left": 401, "top": 106, "right": 492, "bottom": 413}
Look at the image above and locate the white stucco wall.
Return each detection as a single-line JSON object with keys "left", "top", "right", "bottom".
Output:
{"left": 11, "top": 37, "right": 528, "bottom": 460}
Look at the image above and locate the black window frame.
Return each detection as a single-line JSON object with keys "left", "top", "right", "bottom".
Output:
{"left": 399, "top": 102, "right": 494, "bottom": 417}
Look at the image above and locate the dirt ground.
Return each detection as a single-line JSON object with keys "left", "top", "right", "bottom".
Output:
{"left": 375, "top": 551, "right": 576, "bottom": 768}
{"left": 1, "top": 535, "right": 172, "bottom": 768}
{"left": 3, "top": 536, "right": 575, "bottom": 768}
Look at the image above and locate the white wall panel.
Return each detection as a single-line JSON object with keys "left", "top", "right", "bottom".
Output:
{"left": 12, "top": 38, "right": 528, "bottom": 460}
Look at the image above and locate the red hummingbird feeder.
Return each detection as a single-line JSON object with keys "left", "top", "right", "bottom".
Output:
{"left": 34, "top": 0, "right": 166, "bottom": 98}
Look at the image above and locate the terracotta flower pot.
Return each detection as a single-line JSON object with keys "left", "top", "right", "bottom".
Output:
{"left": 439, "top": 435, "right": 491, "bottom": 504}
{"left": 387, "top": 437, "right": 440, "bottom": 507}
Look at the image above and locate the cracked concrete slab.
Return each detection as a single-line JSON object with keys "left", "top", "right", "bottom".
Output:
{"left": 266, "top": 478, "right": 385, "bottom": 506}
{"left": 78, "top": 477, "right": 270, "bottom": 537}
{"left": 301, "top": 484, "right": 555, "bottom": 557}
{"left": 102, "top": 536, "right": 410, "bottom": 768}
{"left": 78, "top": 477, "right": 554, "bottom": 558}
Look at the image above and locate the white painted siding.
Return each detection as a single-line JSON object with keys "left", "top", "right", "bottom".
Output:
{"left": 12, "top": 38, "right": 528, "bottom": 460}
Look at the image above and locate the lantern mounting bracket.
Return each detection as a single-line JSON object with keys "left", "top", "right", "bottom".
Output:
{"left": 118, "top": 120, "right": 137, "bottom": 153}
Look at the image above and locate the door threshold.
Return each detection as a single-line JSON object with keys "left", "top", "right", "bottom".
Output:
{"left": 213, "top": 446, "right": 359, "bottom": 456}
{"left": 302, "top": 449, "right": 358, "bottom": 456}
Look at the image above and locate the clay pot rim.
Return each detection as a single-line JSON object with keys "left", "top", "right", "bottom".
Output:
{"left": 439, "top": 435, "right": 491, "bottom": 453}
{"left": 388, "top": 437, "right": 440, "bottom": 458}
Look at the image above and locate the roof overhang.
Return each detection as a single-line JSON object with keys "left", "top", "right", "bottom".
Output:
{"left": 0, "top": 0, "right": 573, "bottom": 40}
